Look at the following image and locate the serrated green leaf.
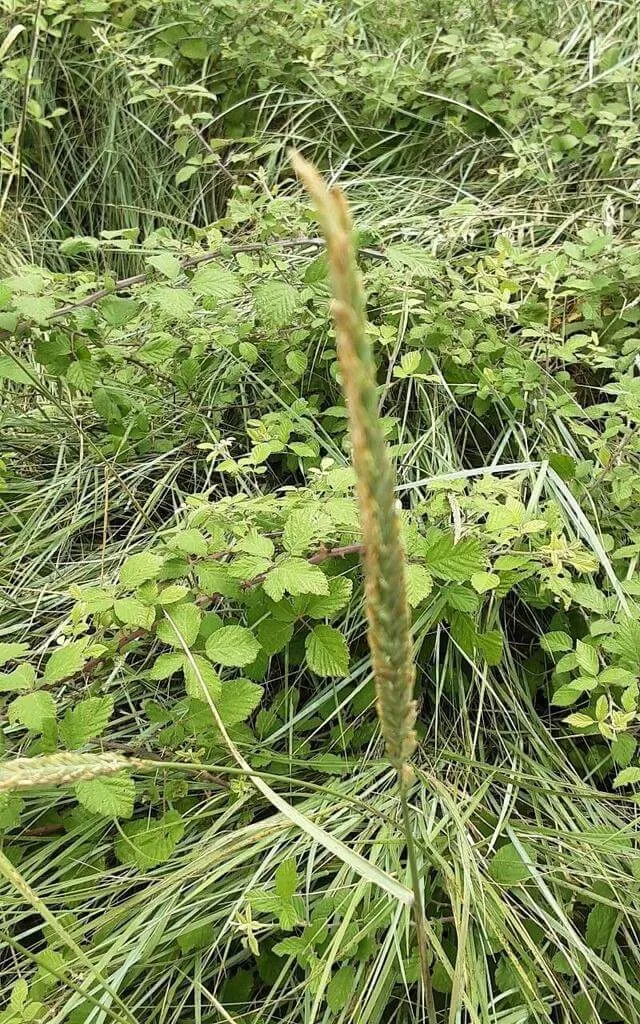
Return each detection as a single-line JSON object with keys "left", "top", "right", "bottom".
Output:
{"left": 227, "top": 553, "right": 273, "bottom": 579}
{"left": 205, "top": 625, "right": 261, "bottom": 667}
{"left": 548, "top": 451, "right": 576, "bottom": 480}
{"left": 42, "top": 641, "right": 88, "bottom": 684}
{"left": 146, "top": 253, "right": 181, "bottom": 279}
{"left": 605, "top": 618, "right": 640, "bottom": 669}
{"left": 275, "top": 858, "right": 297, "bottom": 898}
{"left": 170, "top": 528, "right": 208, "bottom": 556}
{"left": 571, "top": 582, "right": 609, "bottom": 614}
{"left": 424, "top": 532, "right": 486, "bottom": 582}
{"left": 551, "top": 684, "right": 585, "bottom": 707}
{"left": 305, "top": 576, "right": 353, "bottom": 618}
{"left": 199, "top": 610, "right": 223, "bottom": 639}
{"left": 555, "top": 652, "right": 578, "bottom": 674}
{"left": 59, "top": 696, "right": 113, "bottom": 749}
{"left": 177, "top": 923, "right": 211, "bottom": 953}
{"left": 120, "top": 552, "right": 164, "bottom": 588}
{"left": 149, "top": 652, "right": 184, "bottom": 680}
{"left": 0, "top": 357, "right": 33, "bottom": 384}
{"left": 254, "top": 281, "right": 299, "bottom": 327}
{"left": 470, "top": 571, "right": 500, "bottom": 594}
{"left": 197, "top": 563, "right": 239, "bottom": 598}
{"left": 599, "top": 666, "right": 636, "bottom": 686}
{"left": 75, "top": 773, "right": 135, "bottom": 818}
{"left": 575, "top": 639, "right": 599, "bottom": 676}
{"left": 278, "top": 895, "right": 305, "bottom": 930}
{"left": 586, "top": 903, "right": 618, "bottom": 949}
{"left": 0, "top": 792, "right": 24, "bottom": 830}
{"left": 183, "top": 654, "right": 221, "bottom": 701}
{"left": 34, "top": 946, "right": 68, "bottom": 992}
{"left": 0, "top": 643, "right": 30, "bottom": 668}
{"left": 191, "top": 263, "right": 241, "bottom": 300}
{"left": 283, "top": 508, "right": 323, "bottom": 556}
{"left": 264, "top": 559, "right": 329, "bottom": 602}
{"left": 449, "top": 611, "right": 477, "bottom": 657}
{"left": 10, "top": 978, "right": 29, "bottom": 1011}
{"left": 92, "top": 386, "right": 121, "bottom": 421}
{"left": 488, "top": 841, "right": 536, "bottom": 886}
{"left": 476, "top": 630, "right": 503, "bottom": 666}
{"left": 113, "top": 598, "right": 155, "bottom": 629}
{"left": 175, "top": 164, "right": 198, "bottom": 186}
{"left": 272, "top": 935, "right": 307, "bottom": 958}
{"left": 540, "top": 631, "right": 573, "bottom": 654}
{"left": 236, "top": 532, "right": 275, "bottom": 560}
{"left": 157, "top": 584, "right": 189, "bottom": 606}
{"left": 612, "top": 733, "right": 636, "bottom": 767}
{"left": 286, "top": 350, "right": 307, "bottom": 375}
{"left": 13, "top": 294, "right": 56, "bottom": 324}
{"left": 564, "top": 712, "right": 594, "bottom": 729}
{"left": 308, "top": 753, "right": 347, "bottom": 775}
{"left": 0, "top": 664, "right": 36, "bottom": 692}
{"left": 216, "top": 678, "right": 264, "bottom": 725}
{"left": 443, "top": 585, "right": 479, "bottom": 613}
{"left": 99, "top": 296, "right": 140, "bottom": 326}
{"left": 613, "top": 766, "right": 640, "bottom": 788}
{"left": 255, "top": 617, "right": 294, "bottom": 656}
{"left": 156, "top": 603, "right": 202, "bottom": 648}
{"left": 138, "top": 334, "right": 181, "bottom": 364}
{"left": 67, "top": 359, "right": 100, "bottom": 391}
{"left": 148, "top": 286, "right": 195, "bottom": 320}
{"left": 386, "top": 243, "right": 436, "bottom": 276}
{"left": 305, "top": 625, "right": 349, "bottom": 678}
{"left": 8, "top": 691, "right": 56, "bottom": 732}
{"left": 115, "top": 810, "right": 184, "bottom": 869}
{"left": 288, "top": 442, "right": 317, "bottom": 458}
{"left": 393, "top": 350, "right": 421, "bottom": 378}
{"left": 405, "top": 564, "right": 433, "bottom": 607}
{"left": 327, "top": 966, "right": 356, "bottom": 1014}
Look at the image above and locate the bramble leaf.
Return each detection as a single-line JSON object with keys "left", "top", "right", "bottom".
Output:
{"left": 149, "top": 652, "right": 184, "bottom": 680}
{"left": 264, "top": 559, "right": 329, "bottom": 602}
{"left": 59, "top": 696, "right": 113, "bottom": 749}
{"left": 305, "top": 625, "right": 349, "bottom": 677}
{"left": 613, "top": 766, "right": 640, "bottom": 788}
{"left": 156, "top": 603, "right": 202, "bottom": 648}
{"left": 305, "top": 576, "right": 353, "bottom": 618}
{"left": 216, "top": 679, "right": 264, "bottom": 725}
{"left": 0, "top": 664, "right": 36, "bottom": 692}
{"left": 75, "top": 773, "right": 135, "bottom": 818}
{"left": 183, "top": 654, "right": 222, "bottom": 701}
{"left": 43, "top": 641, "right": 88, "bottom": 684}
{"left": 113, "top": 598, "right": 155, "bottom": 629}
{"left": 327, "top": 966, "right": 356, "bottom": 1014}
{"left": 586, "top": 903, "right": 618, "bottom": 949}
{"left": 254, "top": 281, "right": 299, "bottom": 327}
{"left": 424, "top": 532, "right": 486, "bottom": 582}
{"left": 488, "top": 841, "right": 536, "bottom": 886}
{"left": 191, "top": 263, "right": 241, "bottom": 301}
{"left": 0, "top": 643, "right": 29, "bottom": 668}
{"left": 120, "top": 552, "right": 164, "bottom": 589}
{"left": 205, "top": 625, "right": 261, "bottom": 667}
{"left": 275, "top": 858, "right": 298, "bottom": 898}
{"left": 115, "top": 810, "right": 184, "bottom": 869}
{"left": 8, "top": 691, "right": 56, "bottom": 733}
{"left": 405, "top": 564, "right": 433, "bottom": 607}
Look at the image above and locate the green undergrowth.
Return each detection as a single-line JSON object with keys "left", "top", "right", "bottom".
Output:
{"left": 1, "top": 0, "right": 640, "bottom": 1022}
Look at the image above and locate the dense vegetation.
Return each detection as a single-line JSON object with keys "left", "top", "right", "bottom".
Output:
{"left": 2, "top": 0, "right": 640, "bottom": 1020}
